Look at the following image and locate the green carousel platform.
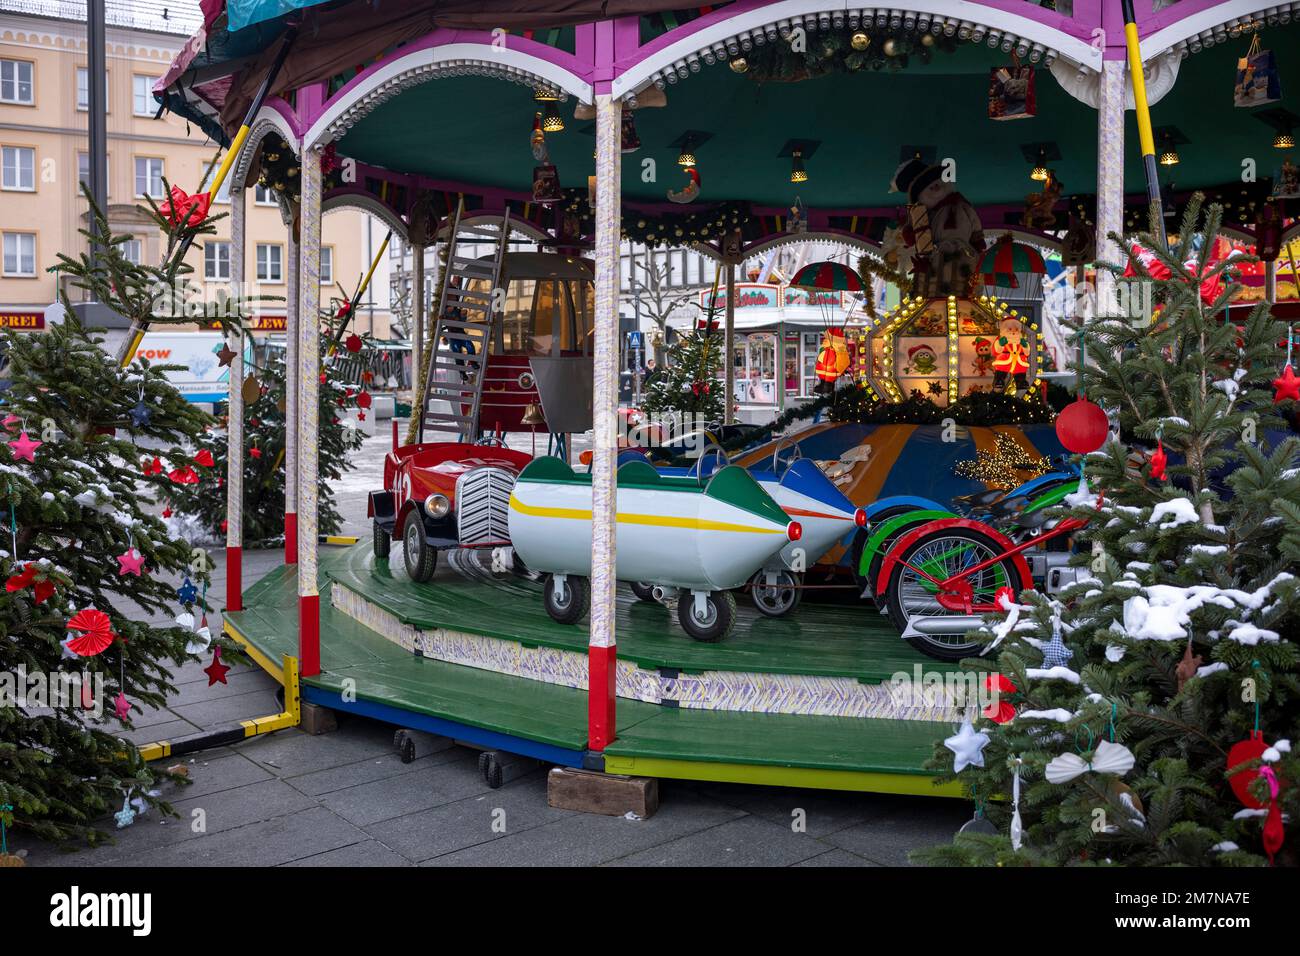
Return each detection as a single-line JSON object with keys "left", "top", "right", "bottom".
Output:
{"left": 224, "top": 543, "right": 966, "bottom": 796}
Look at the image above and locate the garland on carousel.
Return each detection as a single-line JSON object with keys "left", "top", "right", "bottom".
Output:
{"left": 556, "top": 190, "right": 754, "bottom": 249}
{"left": 731, "top": 25, "right": 961, "bottom": 81}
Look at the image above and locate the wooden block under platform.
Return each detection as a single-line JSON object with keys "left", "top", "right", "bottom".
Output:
{"left": 299, "top": 701, "right": 338, "bottom": 736}
{"left": 547, "top": 767, "right": 659, "bottom": 819}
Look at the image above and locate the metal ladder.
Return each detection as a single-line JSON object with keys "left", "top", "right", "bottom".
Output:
{"left": 418, "top": 205, "right": 511, "bottom": 443}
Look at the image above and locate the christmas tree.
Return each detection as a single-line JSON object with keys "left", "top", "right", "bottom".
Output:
{"left": 0, "top": 196, "right": 223, "bottom": 846}
{"left": 640, "top": 325, "right": 725, "bottom": 424}
{"left": 915, "top": 197, "right": 1300, "bottom": 867}
{"left": 168, "top": 341, "right": 366, "bottom": 543}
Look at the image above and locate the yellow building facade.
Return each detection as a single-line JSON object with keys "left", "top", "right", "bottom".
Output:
{"left": 0, "top": 2, "right": 391, "bottom": 336}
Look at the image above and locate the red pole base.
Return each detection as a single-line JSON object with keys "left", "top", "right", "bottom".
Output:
{"left": 285, "top": 511, "right": 298, "bottom": 564}
{"left": 587, "top": 643, "right": 617, "bottom": 751}
{"left": 299, "top": 592, "right": 320, "bottom": 677}
{"left": 225, "top": 545, "right": 242, "bottom": 612}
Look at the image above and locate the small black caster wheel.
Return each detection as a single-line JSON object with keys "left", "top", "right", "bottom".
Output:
{"left": 394, "top": 729, "right": 416, "bottom": 764}
{"left": 482, "top": 753, "right": 504, "bottom": 789}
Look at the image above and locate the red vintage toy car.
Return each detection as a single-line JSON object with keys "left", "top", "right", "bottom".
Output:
{"left": 368, "top": 438, "right": 533, "bottom": 581}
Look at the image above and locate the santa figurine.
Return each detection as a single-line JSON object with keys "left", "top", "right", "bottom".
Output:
{"left": 890, "top": 157, "right": 986, "bottom": 297}
{"left": 992, "top": 318, "right": 1030, "bottom": 394}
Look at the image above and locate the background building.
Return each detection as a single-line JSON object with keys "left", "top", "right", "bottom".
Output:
{"left": 0, "top": 0, "right": 392, "bottom": 336}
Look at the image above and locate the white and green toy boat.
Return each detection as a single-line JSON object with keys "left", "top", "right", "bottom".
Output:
{"left": 508, "top": 456, "right": 800, "bottom": 641}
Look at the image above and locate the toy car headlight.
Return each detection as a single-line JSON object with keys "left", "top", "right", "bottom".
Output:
{"left": 424, "top": 494, "right": 451, "bottom": 518}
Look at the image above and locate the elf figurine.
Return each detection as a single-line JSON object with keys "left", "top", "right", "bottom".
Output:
{"left": 971, "top": 336, "right": 994, "bottom": 376}
{"left": 992, "top": 319, "right": 1029, "bottom": 394}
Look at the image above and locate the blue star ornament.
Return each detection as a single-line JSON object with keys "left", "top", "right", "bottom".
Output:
{"left": 129, "top": 399, "right": 152, "bottom": 428}
{"left": 176, "top": 577, "right": 198, "bottom": 605}
{"left": 1041, "top": 631, "right": 1074, "bottom": 669}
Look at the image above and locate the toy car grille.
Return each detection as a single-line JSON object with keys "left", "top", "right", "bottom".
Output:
{"left": 456, "top": 467, "right": 516, "bottom": 546}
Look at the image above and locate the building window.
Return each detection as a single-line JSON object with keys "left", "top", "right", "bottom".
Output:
{"left": 121, "top": 239, "right": 142, "bottom": 265}
{"left": 205, "top": 241, "right": 230, "bottom": 281}
{"left": 254, "top": 184, "right": 277, "bottom": 205}
{"left": 2, "top": 232, "right": 36, "bottom": 277}
{"left": 77, "top": 152, "right": 109, "bottom": 197}
{"left": 202, "top": 162, "right": 231, "bottom": 204}
{"left": 1, "top": 146, "right": 35, "bottom": 191}
{"left": 0, "top": 59, "right": 34, "bottom": 105}
{"left": 320, "top": 247, "right": 333, "bottom": 285}
{"left": 132, "top": 75, "right": 156, "bottom": 116}
{"left": 256, "top": 243, "right": 283, "bottom": 283}
{"left": 134, "top": 157, "right": 164, "bottom": 198}
{"left": 76, "top": 68, "right": 108, "bottom": 111}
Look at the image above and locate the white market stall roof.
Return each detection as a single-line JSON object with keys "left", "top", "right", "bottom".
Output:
{"left": 666, "top": 282, "right": 863, "bottom": 332}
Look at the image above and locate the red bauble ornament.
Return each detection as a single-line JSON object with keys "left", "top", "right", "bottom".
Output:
{"left": 1149, "top": 439, "right": 1167, "bottom": 481}
{"left": 357, "top": 391, "right": 372, "bottom": 409}
{"left": 1273, "top": 364, "right": 1300, "bottom": 404}
{"left": 1055, "top": 397, "right": 1109, "bottom": 454}
{"left": 1227, "top": 730, "right": 1270, "bottom": 809}
{"left": 345, "top": 333, "right": 363, "bottom": 354}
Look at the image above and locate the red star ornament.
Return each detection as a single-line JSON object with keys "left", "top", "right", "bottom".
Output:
{"left": 249, "top": 446, "right": 262, "bottom": 459}
{"left": 204, "top": 646, "right": 231, "bottom": 686}
{"left": 7, "top": 431, "right": 41, "bottom": 462}
{"left": 116, "top": 547, "right": 146, "bottom": 577}
{"left": 1273, "top": 364, "right": 1300, "bottom": 404}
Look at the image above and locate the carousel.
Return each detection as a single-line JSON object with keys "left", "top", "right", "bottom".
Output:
{"left": 146, "top": 0, "right": 1300, "bottom": 795}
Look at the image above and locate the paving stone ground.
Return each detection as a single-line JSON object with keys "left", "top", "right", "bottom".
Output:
{"left": 14, "top": 429, "right": 968, "bottom": 867}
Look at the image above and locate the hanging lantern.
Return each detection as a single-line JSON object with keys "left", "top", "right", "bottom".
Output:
{"left": 541, "top": 101, "right": 564, "bottom": 133}
{"left": 790, "top": 148, "right": 808, "bottom": 184}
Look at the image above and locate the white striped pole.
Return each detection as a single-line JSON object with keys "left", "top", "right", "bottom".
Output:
{"left": 285, "top": 232, "right": 300, "bottom": 563}
{"left": 225, "top": 185, "right": 246, "bottom": 611}
{"left": 298, "top": 147, "right": 323, "bottom": 676}
{"left": 588, "top": 92, "right": 621, "bottom": 750}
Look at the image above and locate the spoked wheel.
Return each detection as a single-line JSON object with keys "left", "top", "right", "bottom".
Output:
{"left": 885, "top": 527, "right": 1020, "bottom": 661}
{"left": 677, "top": 591, "right": 736, "bottom": 642}
{"left": 629, "top": 581, "right": 657, "bottom": 603}
{"left": 748, "top": 569, "right": 802, "bottom": 617}
{"left": 402, "top": 511, "right": 437, "bottom": 583}
{"left": 543, "top": 574, "right": 589, "bottom": 625}
{"left": 373, "top": 520, "right": 391, "bottom": 560}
